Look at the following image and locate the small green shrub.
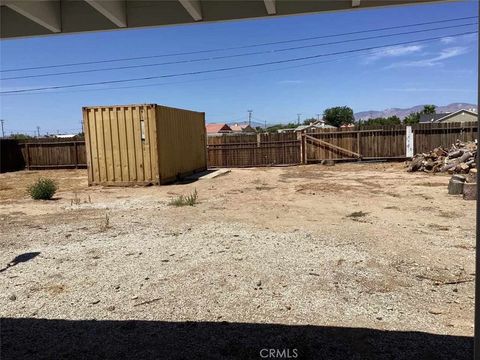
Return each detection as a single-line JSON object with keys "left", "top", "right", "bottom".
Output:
{"left": 27, "top": 178, "right": 57, "bottom": 200}
{"left": 169, "top": 189, "right": 198, "bottom": 207}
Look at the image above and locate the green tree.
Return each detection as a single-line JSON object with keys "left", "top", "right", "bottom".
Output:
{"left": 403, "top": 112, "right": 420, "bottom": 125}
{"left": 302, "top": 118, "right": 316, "bottom": 125}
{"left": 422, "top": 105, "right": 436, "bottom": 114}
{"left": 403, "top": 105, "right": 436, "bottom": 125}
{"left": 323, "top": 106, "right": 354, "bottom": 127}
{"left": 9, "top": 133, "right": 33, "bottom": 140}
{"left": 266, "top": 123, "right": 297, "bottom": 133}
{"left": 361, "top": 116, "right": 401, "bottom": 126}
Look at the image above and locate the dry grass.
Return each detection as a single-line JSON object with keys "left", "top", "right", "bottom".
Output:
{"left": 98, "top": 212, "right": 111, "bottom": 232}
{"left": 169, "top": 189, "right": 198, "bottom": 206}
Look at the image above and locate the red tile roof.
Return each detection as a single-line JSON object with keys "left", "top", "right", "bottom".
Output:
{"left": 206, "top": 123, "right": 232, "bottom": 134}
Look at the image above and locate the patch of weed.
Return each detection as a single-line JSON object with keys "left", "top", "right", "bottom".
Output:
{"left": 169, "top": 189, "right": 198, "bottom": 207}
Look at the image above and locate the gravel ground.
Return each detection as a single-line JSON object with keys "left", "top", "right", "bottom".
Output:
{"left": 0, "top": 163, "right": 475, "bottom": 359}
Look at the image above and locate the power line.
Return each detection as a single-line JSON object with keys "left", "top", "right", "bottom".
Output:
{"left": 1, "top": 30, "right": 474, "bottom": 95}
{"left": 2, "top": 22, "right": 476, "bottom": 81}
{"left": 1, "top": 15, "right": 476, "bottom": 73}
{"left": 0, "top": 53, "right": 363, "bottom": 96}
{"left": 0, "top": 32, "right": 476, "bottom": 95}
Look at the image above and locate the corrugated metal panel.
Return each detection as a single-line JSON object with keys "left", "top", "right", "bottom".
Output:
{"left": 83, "top": 103, "right": 206, "bottom": 186}
{"left": 156, "top": 105, "right": 207, "bottom": 184}
{"left": 83, "top": 104, "right": 159, "bottom": 185}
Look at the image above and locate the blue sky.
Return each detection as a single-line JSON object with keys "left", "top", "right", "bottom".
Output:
{"left": 0, "top": 0, "right": 478, "bottom": 135}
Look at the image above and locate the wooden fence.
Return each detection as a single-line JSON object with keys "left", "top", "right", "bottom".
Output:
{"left": 19, "top": 140, "right": 87, "bottom": 169}
{"left": 207, "top": 132, "right": 300, "bottom": 167}
{"left": 1, "top": 122, "right": 477, "bottom": 172}
{"left": 303, "top": 127, "right": 406, "bottom": 162}
{"left": 302, "top": 122, "right": 477, "bottom": 163}
{"left": 412, "top": 122, "right": 477, "bottom": 153}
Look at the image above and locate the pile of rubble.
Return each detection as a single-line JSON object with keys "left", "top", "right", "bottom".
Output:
{"left": 407, "top": 140, "right": 477, "bottom": 200}
{"left": 407, "top": 140, "right": 477, "bottom": 174}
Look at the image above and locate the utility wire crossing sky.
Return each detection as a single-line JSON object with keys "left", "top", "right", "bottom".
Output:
{"left": 0, "top": 0, "right": 478, "bottom": 134}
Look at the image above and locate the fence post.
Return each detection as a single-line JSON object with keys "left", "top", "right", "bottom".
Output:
{"left": 297, "top": 132, "right": 303, "bottom": 164}
{"left": 25, "top": 143, "right": 30, "bottom": 170}
{"left": 356, "top": 131, "right": 361, "bottom": 160}
{"left": 405, "top": 126, "right": 414, "bottom": 158}
{"left": 302, "top": 132, "right": 307, "bottom": 164}
{"left": 74, "top": 141, "right": 78, "bottom": 169}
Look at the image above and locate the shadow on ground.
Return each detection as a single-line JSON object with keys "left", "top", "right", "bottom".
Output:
{"left": 1, "top": 318, "right": 472, "bottom": 360}
{"left": 0, "top": 252, "right": 40, "bottom": 273}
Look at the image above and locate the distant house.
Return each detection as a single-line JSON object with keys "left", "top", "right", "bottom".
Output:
{"left": 54, "top": 134, "right": 76, "bottom": 138}
{"left": 295, "top": 123, "right": 336, "bottom": 132}
{"left": 206, "top": 123, "right": 232, "bottom": 135}
{"left": 278, "top": 121, "right": 336, "bottom": 133}
{"left": 230, "top": 123, "right": 256, "bottom": 133}
{"left": 420, "top": 109, "right": 478, "bottom": 123}
{"left": 277, "top": 128, "right": 296, "bottom": 133}
{"left": 319, "top": 124, "right": 337, "bottom": 129}
{"left": 419, "top": 113, "right": 449, "bottom": 123}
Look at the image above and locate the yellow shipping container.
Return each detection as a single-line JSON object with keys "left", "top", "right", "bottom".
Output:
{"left": 83, "top": 104, "right": 206, "bottom": 185}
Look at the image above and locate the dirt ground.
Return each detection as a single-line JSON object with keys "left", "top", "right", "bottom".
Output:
{"left": 0, "top": 163, "right": 475, "bottom": 359}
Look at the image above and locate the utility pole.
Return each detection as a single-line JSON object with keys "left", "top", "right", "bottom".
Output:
{"left": 247, "top": 110, "right": 253, "bottom": 127}
{"left": 36, "top": 126, "right": 40, "bottom": 138}
{"left": 0, "top": 119, "right": 4, "bottom": 138}
{"left": 297, "top": 113, "right": 302, "bottom": 125}
{"left": 316, "top": 114, "right": 321, "bottom": 122}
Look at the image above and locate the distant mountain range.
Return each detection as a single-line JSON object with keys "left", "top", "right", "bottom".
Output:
{"left": 354, "top": 103, "right": 477, "bottom": 121}
{"left": 221, "top": 103, "right": 478, "bottom": 127}
{"left": 228, "top": 120, "right": 265, "bottom": 128}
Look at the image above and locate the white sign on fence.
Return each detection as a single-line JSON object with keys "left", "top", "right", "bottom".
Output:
{"left": 405, "top": 126, "right": 414, "bottom": 158}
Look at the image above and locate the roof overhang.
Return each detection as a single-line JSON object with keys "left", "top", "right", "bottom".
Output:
{"left": 0, "top": 0, "right": 453, "bottom": 39}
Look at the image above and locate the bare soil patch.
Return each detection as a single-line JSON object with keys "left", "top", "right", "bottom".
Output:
{"left": 0, "top": 163, "right": 474, "bottom": 358}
